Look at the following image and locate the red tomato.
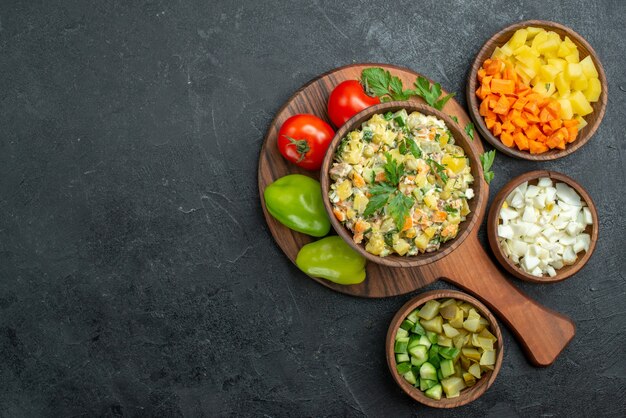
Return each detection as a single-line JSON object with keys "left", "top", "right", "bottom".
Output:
{"left": 277, "top": 114, "right": 335, "bottom": 170}
{"left": 327, "top": 80, "right": 381, "bottom": 128}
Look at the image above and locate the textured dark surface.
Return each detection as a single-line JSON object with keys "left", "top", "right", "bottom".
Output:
{"left": 1, "top": 0, "right": 625, "bottom": 417}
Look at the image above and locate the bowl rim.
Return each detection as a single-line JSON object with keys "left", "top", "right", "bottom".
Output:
{"left": 385, "top": 289, "right": 504, "bottom": 408}
{"left": 466, "top": 19, "right": 608, "bottom": 161}
{"left": 320, "top": 101, "right": 487, "bottom": 268}
{"left": 487, "top": 170, "right": 599, "bottom": 283}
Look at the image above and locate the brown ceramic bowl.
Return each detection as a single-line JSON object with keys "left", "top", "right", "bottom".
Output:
{"left": 320, "top": 101, "right": 486, "bottom": 268}
{"left": 487, "top": 170, "right": 598, "bottom": 283}
{"left": 467, "top": 20, "right": 608, "bottom": 160}
{"left": 386, "top": 290, "right": 503, "bottom": 408}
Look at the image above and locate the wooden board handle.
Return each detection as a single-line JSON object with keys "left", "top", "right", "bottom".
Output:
{"left": 428, "top": 235, "right": 575, "bottom": 367}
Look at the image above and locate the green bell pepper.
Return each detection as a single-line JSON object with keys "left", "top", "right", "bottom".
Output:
{"left": 264, "top": 174, "right": 331, "bottom": 237}
{"left": 296, "top": 236, "right": 366, "bottom": 285}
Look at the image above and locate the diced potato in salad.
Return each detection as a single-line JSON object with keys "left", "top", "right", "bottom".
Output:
{"left": 329, "top": 110, "right": 474, "bottom": 257}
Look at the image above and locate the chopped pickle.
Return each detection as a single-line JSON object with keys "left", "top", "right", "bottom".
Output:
{"left": 394, "top": 297, "right": 498, "bottom": 401}
{"left": 420, "top": 316, "right": 443, "bottom": 334}
{"left": 441, "top": 376, "right": 466, "bottom": 398}
{"left": 418, "top": 300, "right": 441, "bottom": 320}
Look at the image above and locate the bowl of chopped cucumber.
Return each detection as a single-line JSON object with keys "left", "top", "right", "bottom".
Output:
{"left": 386, "top": 290, "right": 503, "bottom": 408}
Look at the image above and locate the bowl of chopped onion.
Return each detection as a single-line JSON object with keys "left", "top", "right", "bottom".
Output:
{"left": 487, "top": 170, "right": 598, "bottom": 283}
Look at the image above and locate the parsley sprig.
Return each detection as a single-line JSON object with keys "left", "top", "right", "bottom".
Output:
{"left": 465, "top": 122, "right": 475, "bottom": 141}
{"left": 362, "top": 154, "right": 415, "bottom": 230}
{"left": 361, "top": 68, "right": 455, "bottom": 110}
{"left": 361, "top": 68, "right": 411, "bottom": 102}
{"left": 426, "top": 158, "right": 449, "bottom": 183}
{"left": 480, "top": 150, "right": 496, "bottom": 184}
{"left": 412, "top": 76, "right": 455, "bottom": 110}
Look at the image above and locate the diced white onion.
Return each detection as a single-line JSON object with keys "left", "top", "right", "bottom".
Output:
{"left": 497, "top": 180, "right": 591, "bottom": 277}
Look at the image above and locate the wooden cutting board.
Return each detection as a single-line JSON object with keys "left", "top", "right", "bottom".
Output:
{"left": 258, "top": 64, "right": 575, "bottom": 366}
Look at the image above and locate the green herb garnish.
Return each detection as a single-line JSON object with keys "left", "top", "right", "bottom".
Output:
{"left": 360, "top": 68, "right": 455, "bottom": 111}
{"left": 480, "top": 150, "right": 496, "bottom": 184}
{"left": 362, "top": 193, "right": 391, "bottom": 218}
{"left": 427, "top": 158, "right": 449, "bottom": 183}
{"left": 412, "top": 76, "right": 455, "bottom": 110}
{"left": 450, "top": 115, "right": 459, "bottom": 123}
{"left": 361, "top": 68, "right": 411, "bottom": 101}
{"left": 337, "top": 137, "right": 348, "bottom": 156}
{"left": 362, "top": 129, "right": 373, "bottom": 143}
{"left": 465, "top": 122, "right": 474, "bottom": 141}
{"left": 387, "top": 192, "right": 415, "bottom": 231}
{"left": 383, "top": 153, "right": 404, "bottom": 186}
{"left": 444, "top": 204, "right": 458, "bottom": 214}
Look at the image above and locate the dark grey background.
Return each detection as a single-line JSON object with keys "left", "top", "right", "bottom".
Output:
{"left": 1, "top": 0, "right": 625, "bottom": 416}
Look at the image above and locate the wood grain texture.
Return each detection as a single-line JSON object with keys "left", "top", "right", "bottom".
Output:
{"left": 487, "top": 170, "right": 599, "bottom": 283}
{"left": 466, "top": 20, "right": 608, "bottom": 161}
{"left": 386, "top": 290, "right": 503, "bottom": 408}
{"left": 259, "top": 64, "right": 575, "bottom": 366}
{"left": 319, "top": 101, "right": 486, "bottom": 268}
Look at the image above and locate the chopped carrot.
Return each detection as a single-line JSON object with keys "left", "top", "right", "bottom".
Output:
{"left": 352, "top": 172, "right": 365, "bottom": 188}
{"left": 513, "top": 132, "right": 529, "bottom": 150}
{"left": 375, "top": 171, "right": 386, "bottom": 182}
{"left": 502, "top": 120, "right": 515, "bottom": 133}
{"left": 354, "top": 219, "right": 369, "bottom": 233}
{"left": 503, "top": 67, "right": 518, "bottom": 83}
{"left": 524, "top": 124, "right": 542, "bottom": 140}
{"left": 523, "top": 101, "right": 540, "bottom": 116}
{"left": 529, "top": 139, "right": 549, "bottom": 154}
{"left": 333, "top": 208, "right": 346, "bottom": 222}
{"left": 479, "top": 99, "right": 490, "bottom": 117}
{"left": 549, "top": 118, "right": 563, "bottom": 130}
{"left": 524, "top": 112, "right": 541, "bottom": 123}
{"left": 501, "top": 131, "right": 514, "bottom": 147}
{"left": 539, "top": 108, "right": 554, "bottom": 123}
{"left": 491, "top": 78, "right": 515, "bottom": 95}
{"left": 476, "top": 57, "right": 576, "bottom": 154}
{"left": 492, "top": 121, "right": 502, "bottom": 136}
{"left": 567, "top": 127, "right": 578, "bottom": 143}
{"left": 432, "top": 211, "right": 448, "bottom": 223}
{"left": 512, "top": 97, "right": 528, "bottom": 110}
{"left": 512, "top": 117, "right": 528, "bottom": 130}
{"left": 485, "top": 59, "right": 502, "bottom": 76}
{"left": 401, "top": 216, "right": 413, "bottom": 232}
{"left": 493, "top": 95, "right": 511, "bottom": 114}
{"left": 477, "top": 68, "right": 487, "bottom": 82}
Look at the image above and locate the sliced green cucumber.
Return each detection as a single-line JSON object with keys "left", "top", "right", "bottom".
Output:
{"left": 400, "top": 319, "right": 415, "bottom": 331}
{"left": 406, "top": 309, "right": 420, "bottom": 324}
{"left": 425, "top": 384, "right": 443, "bottom": 400}
{"left": 420, "top": 378, "right": 438, "bottom": 391}
{"left": 394, "top": 337, "right": 409, "bottom": 354}
{"left": 403, "top": 370, "right": 417, "bottom": 385}
{"left": 440, "top": 359, "right": 455, "bottom": 378}
{"left": 417, "top": 335, "right": 431, "bottom": 349}
{"left": 439, "top": 346, "right": 460, "bottom": 360}
{"left": 426, "top": 331, "right": 439, "bottom": 344}
{"left": 407, "top": 335, "right": 421, "bottom": 349}
{"left": 396, "top": 362, "right": 411, "bottom": 374}
{"left": 409, "top": 345, "right": 428, "bottom": 364}
{"left": 419, "top": 362, "right": 437, "bottom": 381}
{"left": 396, "top": 328, "right": 409, "bottom": 339}
{"left": 411, "top": 321, "right": 426, "bottom": 336}
{"left": 428, "top": 353, "right": 441, "bottom": 369}
{"left": 395, "top": 353, "right": 410, "bottom": 363}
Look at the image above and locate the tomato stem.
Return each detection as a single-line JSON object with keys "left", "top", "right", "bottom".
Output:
{"left": 284, "top": 136, "right": 310, "bottom": 162}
